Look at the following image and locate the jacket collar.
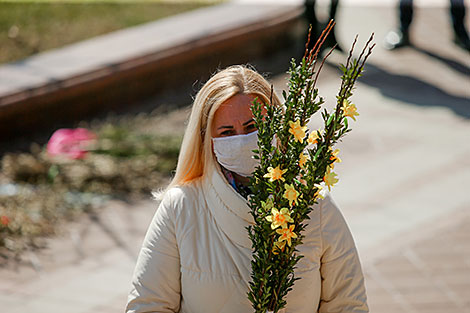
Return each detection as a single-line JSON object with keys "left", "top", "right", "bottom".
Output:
{"left": 202, "top": 162, "right": 254, "bottom": 249}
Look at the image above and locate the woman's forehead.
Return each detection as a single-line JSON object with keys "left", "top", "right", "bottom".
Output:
{"left": 214, "top": 94, "right": 256, "bottom": 119}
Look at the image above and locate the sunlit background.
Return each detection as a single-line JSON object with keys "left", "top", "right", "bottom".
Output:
{"left": 0, "top": 0, "right": 469, "bottom": 312}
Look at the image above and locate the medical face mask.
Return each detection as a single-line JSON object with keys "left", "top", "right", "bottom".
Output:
{"left": 212, "top": 131, "right": 260, "bottom": 177}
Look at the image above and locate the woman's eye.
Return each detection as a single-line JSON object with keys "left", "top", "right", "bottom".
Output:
{"left": 247, "top": 124, "right": 256, "bottom": 130}
{"left": 220, "top": 130, "right": 233, "bottom": 136}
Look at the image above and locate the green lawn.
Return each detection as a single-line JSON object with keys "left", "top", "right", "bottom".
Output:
{"left": 0, "top": 1, "right": 218, "bottom": 64}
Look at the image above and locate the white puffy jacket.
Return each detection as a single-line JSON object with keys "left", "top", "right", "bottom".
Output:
{"left": 126, "top": 164, "right": 368, "bottom": 312}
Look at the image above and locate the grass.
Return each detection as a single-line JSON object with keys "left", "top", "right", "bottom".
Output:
{"left": 0, "top": 1, "right": 218, "bottom": 64}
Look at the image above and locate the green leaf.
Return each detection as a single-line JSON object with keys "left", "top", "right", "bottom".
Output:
{"left": 47, "top": 164, "right": 59, "bottom": 182}
{"left": 326, "top": 113, "right": 335, "bottom": 126}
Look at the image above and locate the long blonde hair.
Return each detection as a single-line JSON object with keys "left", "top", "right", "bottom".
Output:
{"left": 158, "top": 65, "right": 281, "bottom": 197}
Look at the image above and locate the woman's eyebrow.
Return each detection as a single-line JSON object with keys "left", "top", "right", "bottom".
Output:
{"left": 243, "top": 118, "right": 255, "bottom": 126}
{"left": 217, "top": 119, "right": 254, "bottom": 130}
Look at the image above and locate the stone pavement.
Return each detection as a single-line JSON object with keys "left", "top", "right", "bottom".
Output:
{"left": 296, "top": 3, "right": 470, "bottom": 312}
{"left": 1, "top": 2, "right": 469, "bottom": 313}
{"left": 363, "top": 208, "right": 470, "bottom": 313}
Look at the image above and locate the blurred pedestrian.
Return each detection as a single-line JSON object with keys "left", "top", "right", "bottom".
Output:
{"left": 384, "top": 0, "right": 470, "bottom": 52}
{"left": 305, "top": 0, "right": 343, "bottom": 53}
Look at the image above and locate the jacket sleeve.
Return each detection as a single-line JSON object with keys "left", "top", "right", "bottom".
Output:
{"left": 318, "top": 194, "right": 369, "bottom": 313}
{"left": 126, "top": 190, "right": 181, "bottom": 313}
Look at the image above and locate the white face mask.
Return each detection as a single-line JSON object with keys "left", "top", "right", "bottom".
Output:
{"left": 212, "top": 131, "right": 260, "bottom": 177}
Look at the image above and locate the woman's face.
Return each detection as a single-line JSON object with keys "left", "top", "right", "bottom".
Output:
{"left": 211, "top": 93, "right": 257, "bottom": 138}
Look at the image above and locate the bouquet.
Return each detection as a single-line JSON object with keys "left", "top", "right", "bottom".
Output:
{"left": 247, "top": 21, "right": 375, "bottom": 312}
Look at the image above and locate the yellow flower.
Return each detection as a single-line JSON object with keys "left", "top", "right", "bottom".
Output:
{"left": 272, "top": 240, "right": 286, "bottom": 255}
{"left": 276, "top": 224, "right": 298, "bottom": 247}
{"left": 288, "top": 120, "right": 307, "bottom": 143}
{"left": 263, "top": 165, "right": 287, "bottom": 182}
{"left": 283, "top": 183, "right": 300, "bottom": 207}
{"left": 299, "top": 152, "right": 308, "bottom": 169}
{"left": 307, "top": 129, "right": 323, "bottom": 145}
{"left": 329, "top": 148, "right": 342, "bottom": 169}
{"left": 261, "top": 198, "right": 274, "bottom": 212}
{"left": 323, "top": 169, "right": 339, "bottom": 191}
{"left": 342, "top": 100, "right": 359, "bottom": 121}
{"left": 265, "top": 208, "right": 294, "bottom": 229}
{"left": 313, "top": 183, "right": 326, "bottom": 200}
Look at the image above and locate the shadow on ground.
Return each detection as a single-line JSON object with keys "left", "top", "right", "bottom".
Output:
{"left": 413, "top": 46, "right": 470, "bottom": 77}
{"left": 326, "top": 55, "right": 470, "bottom": 119}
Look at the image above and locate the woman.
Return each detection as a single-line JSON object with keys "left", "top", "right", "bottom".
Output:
{"left": 126, "top": 65, "right": 368, "bottom": 312}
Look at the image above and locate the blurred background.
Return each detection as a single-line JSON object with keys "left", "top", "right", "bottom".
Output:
{"left": 0, "top": 0, "right": 469, "bottom": 312}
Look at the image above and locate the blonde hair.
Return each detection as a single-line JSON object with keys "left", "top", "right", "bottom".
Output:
{"left": 156, "top": 65, "right": 281, "bottom": 198}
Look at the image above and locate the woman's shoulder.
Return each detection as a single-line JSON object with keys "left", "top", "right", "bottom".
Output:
{"left": 314, "top": 191, "right": 341, "bottom": 214}
{"left": 313, "top": 191, "right": 350, "bottom": 231}
{"left": 315, "top": 192, "right": 357, "bottom": 252}
{"left": 157, "top": 178, "right": 205, "bottom": 211}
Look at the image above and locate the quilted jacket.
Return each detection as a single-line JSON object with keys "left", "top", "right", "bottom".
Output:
{"left": 126, "top": 163, "right": 368, "bottom": 312}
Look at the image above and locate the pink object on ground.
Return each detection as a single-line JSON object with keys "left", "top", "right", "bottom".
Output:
{"left": 47, "top": 128, "right": 96, "bottom": 160}
{"left": 0, "top": 216, "right": 9, "bottom": 226}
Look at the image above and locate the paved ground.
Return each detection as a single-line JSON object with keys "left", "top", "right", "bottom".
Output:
{"left": 1, "top": 2, "right": 469, "bottom": 313}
